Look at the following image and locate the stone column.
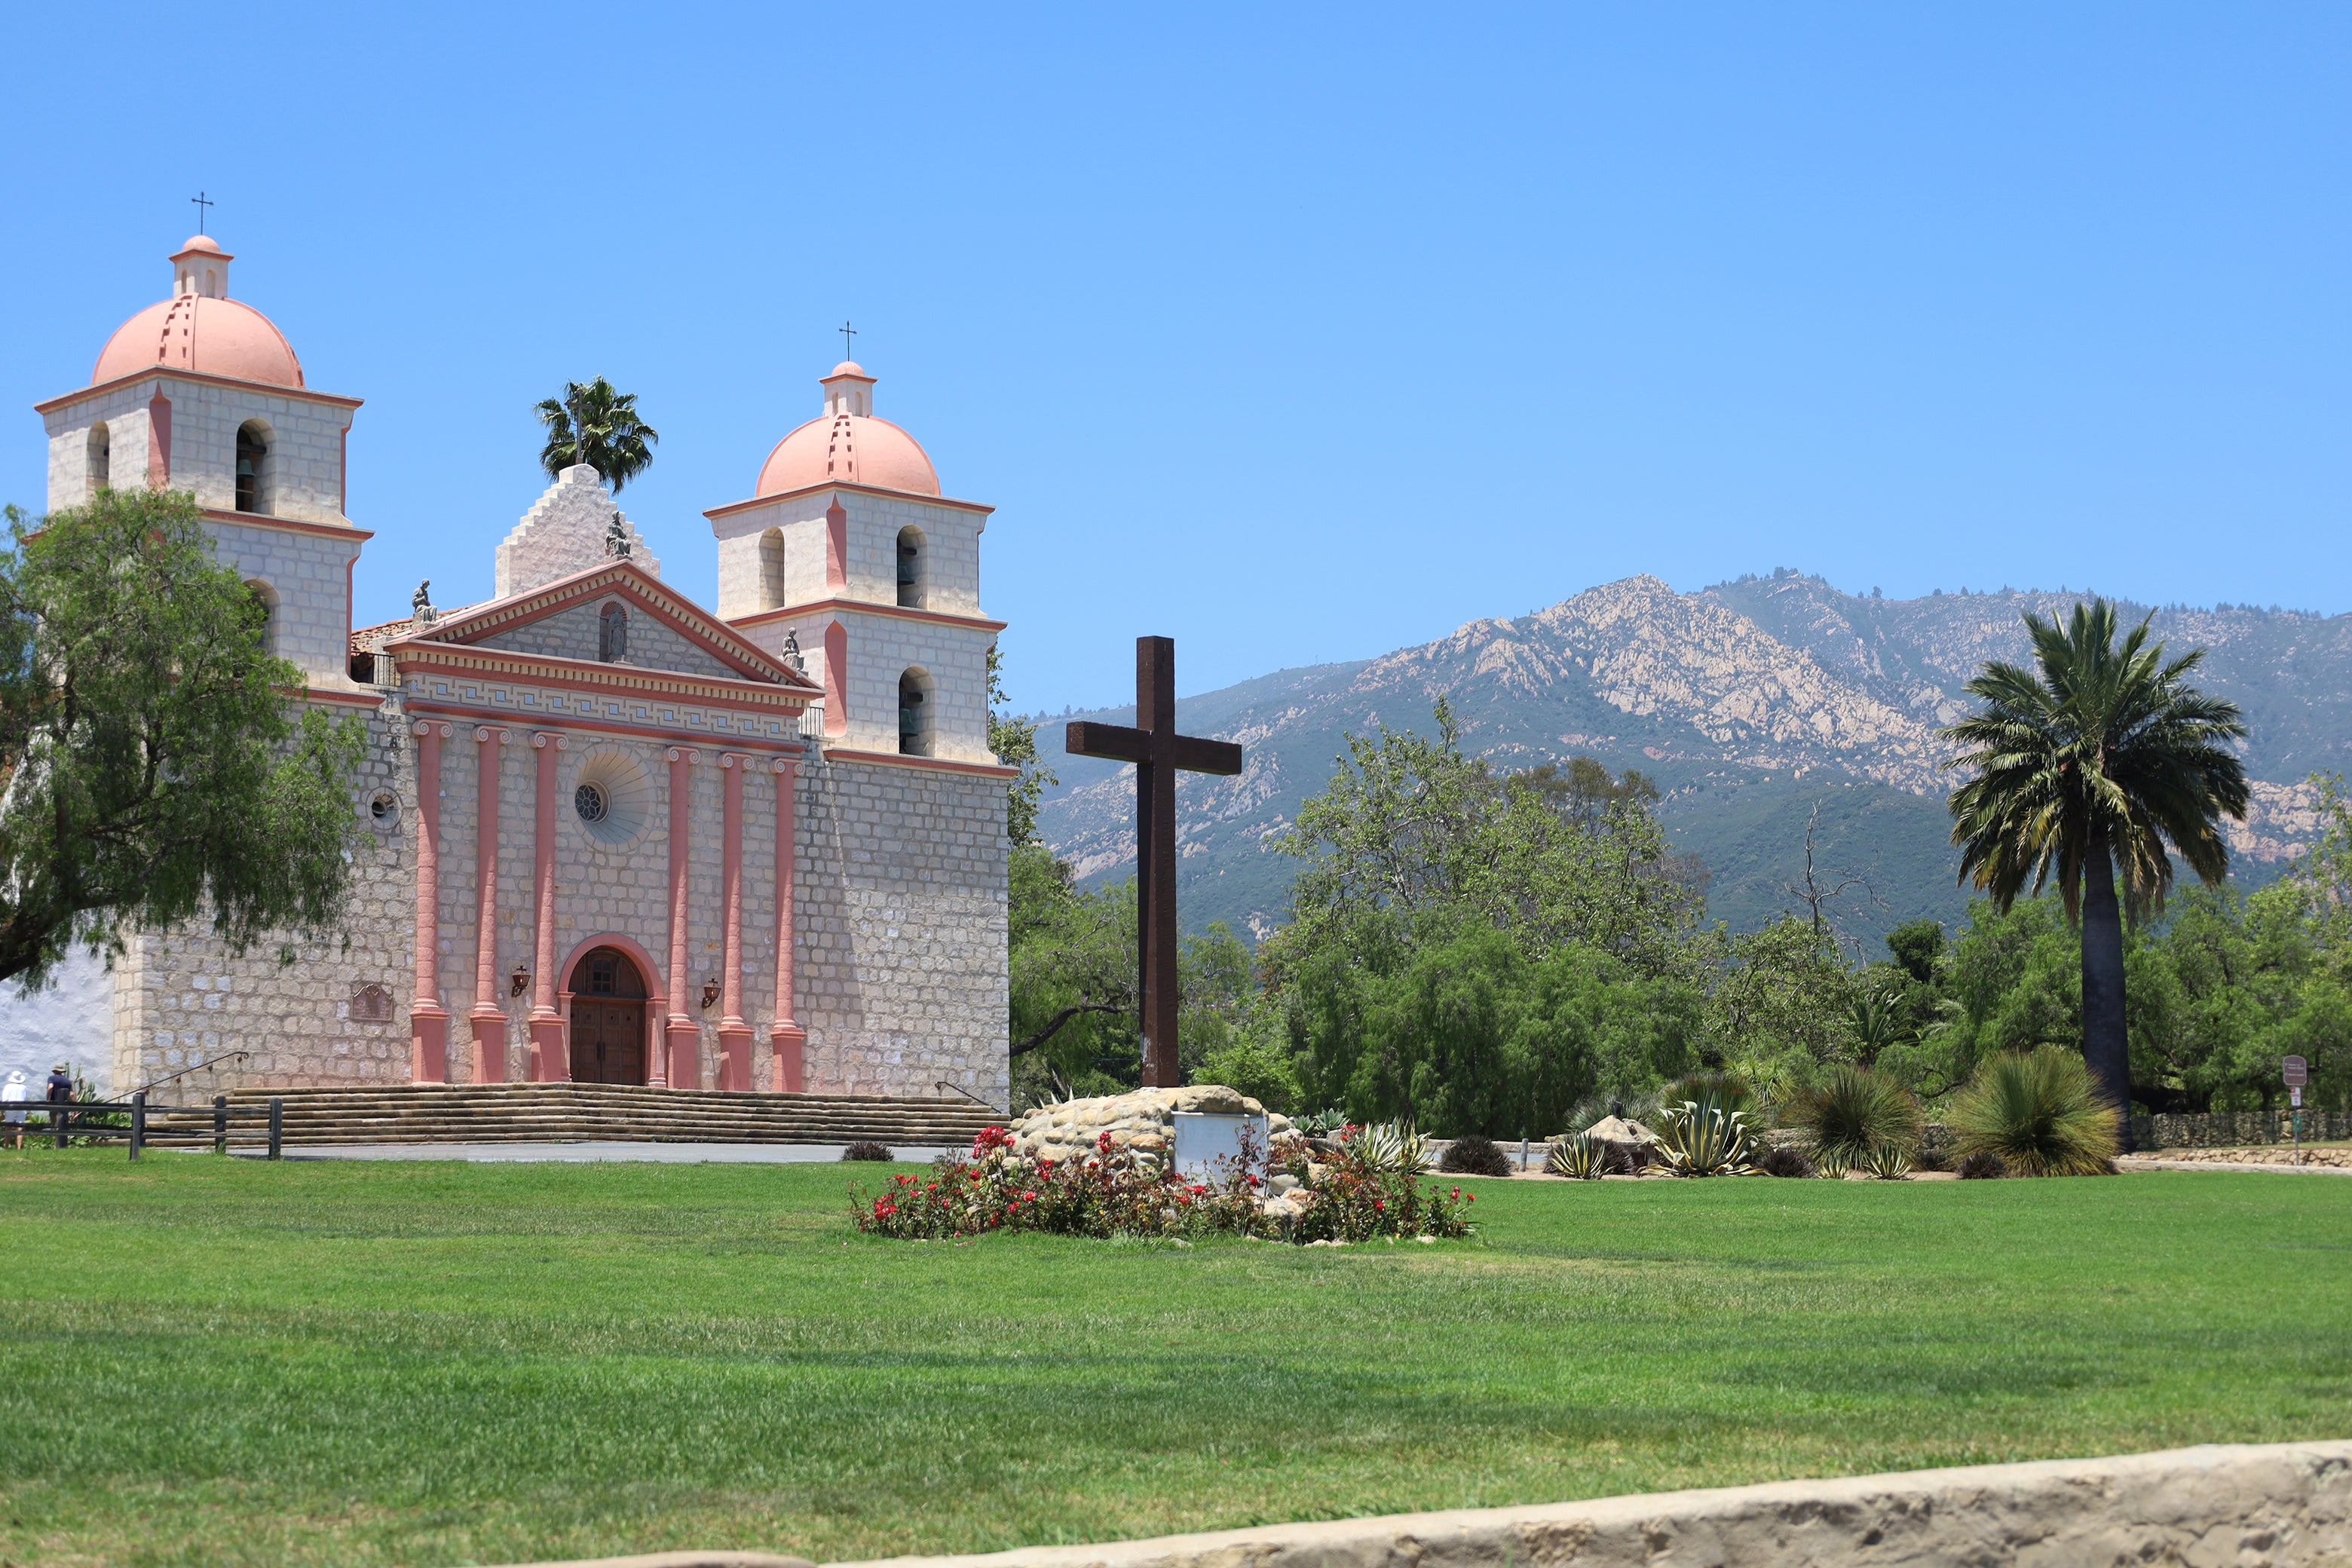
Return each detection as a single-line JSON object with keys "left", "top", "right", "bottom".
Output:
{"left": 770, "top": 756, "right": 806, "bottom": 1092}
{"left": 717, "top": 752, "right": 753, "bottom": 1092}
{"left": 409, "top": 720, "right": 450, "bottom": 1083}
{"left": 663, "top": 747, "right": 698, "bottom": 1090}
{"left": 528, "top": 730, "right": 567, "bottom": 1082}
{"left": 469, "top": 726, "right": 508, "bottom": 1083}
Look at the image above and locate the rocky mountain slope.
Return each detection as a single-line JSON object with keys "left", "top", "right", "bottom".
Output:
{"left": 1032, "top": 574, "right": 2347, "bottom": 945}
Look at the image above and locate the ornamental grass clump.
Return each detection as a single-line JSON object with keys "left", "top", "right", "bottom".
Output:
{"left": 1958, "top": 1150, "right": 2008, "bottom": 1179}
{"left": 1949, "top": 1048, "right": 2121, "bottom": 1177}
{"left": 1784, "top": 1065, "right": 1923, "bottom": 1169}
{"left": 840, "top": 1141, "right": 893, "bottom": 1162}
{"left": 1758, "top": 1143, "right": 1816, "bottom": 1179}
{"left": 1440, "top": 1135, "right": 1514, "bottom": 1178}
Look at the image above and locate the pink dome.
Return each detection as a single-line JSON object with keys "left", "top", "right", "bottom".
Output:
{"left": 176, "top": 234, "right": 224, "bottom": 256}
{"left": 93, "top": 294, "right": 305, "bottom": 389}
{"left": 757, "top": 413, "right": 938, "bottom": 498}
{"left": 828, "top": 360, "right": 868, "bottom": 378}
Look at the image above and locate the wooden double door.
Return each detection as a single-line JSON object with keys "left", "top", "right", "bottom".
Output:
{"left": 568, "top": 946, "right": 648, "bottom": 1086}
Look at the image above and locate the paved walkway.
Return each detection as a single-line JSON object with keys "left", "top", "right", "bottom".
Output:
{"left": 235, "top": 1141, "right": 961, "bottom": 1164}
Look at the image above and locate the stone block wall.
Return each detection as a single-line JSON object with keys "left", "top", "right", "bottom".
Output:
{"left": 819, "top": 1441, "right": 2352, "bottom": 1568}
{"left": 43, "top": 383, "right": 160, "bottom": 508}
{"left": 476, "top": 597, "right": 738, "bottom": 681}
{"left": 828, "top": 611, "right": 996, "bottom": 762}
{"left": 713, "top": 496, "right": 832, "bottom": 619}
{"left": 495, "top": 467, "right": 659, "bottom": 598}
{"left": 844, "top": 493, "right": 985, "bottom": 617}
{"left": 711, "top": 491, "right": 988, "bottom": 620}
{"left": 206, "top": 516, "right": 368, "bottom": 691}
{"left": 150, "top": 378, "right": 352, "bottom": 524}
{"left": 113, "top": 700, "right": 416, "bottom": 1105}
{"left": 796, "top": 755, "right": 1009, "bottom": 1103}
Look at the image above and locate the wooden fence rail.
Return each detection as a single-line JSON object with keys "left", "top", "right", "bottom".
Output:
{"left": 8, "top": 1094, "right": 286, "bottom": 1159}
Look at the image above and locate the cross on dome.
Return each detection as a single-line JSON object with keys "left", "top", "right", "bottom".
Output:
{"left": 754, "top": 360, "right": 936, "bottom": 498}
{"left": 90, "top": 235, "right": 304, "bottom": 388}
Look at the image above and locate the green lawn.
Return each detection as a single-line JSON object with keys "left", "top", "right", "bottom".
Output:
{"left": 2, "top": 1154, "right": 2347, "bottom": 1568}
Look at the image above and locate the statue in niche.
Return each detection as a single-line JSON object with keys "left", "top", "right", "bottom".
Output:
{"left": 605, "top": 512, "right": 631, "bottom": 560}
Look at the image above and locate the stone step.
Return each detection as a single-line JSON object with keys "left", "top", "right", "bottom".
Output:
{"left": 132, "top": 1081, "right": 1003, "bottom": 1149}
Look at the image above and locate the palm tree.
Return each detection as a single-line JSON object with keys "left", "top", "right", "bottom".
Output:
{"left": 535, "top": 378, "right": 658, "bottom": 492}
{"left": 1942, "top": 599, "right": 2249, "bottom": 1138}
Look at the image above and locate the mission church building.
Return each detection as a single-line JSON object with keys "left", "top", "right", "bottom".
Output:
{"left": 13, "top": 233, "right": 1015, "bottom": 1106}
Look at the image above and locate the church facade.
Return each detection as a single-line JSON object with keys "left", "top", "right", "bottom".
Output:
{"left": 19, "top": 234, "right": 1013, "bottom": 1105}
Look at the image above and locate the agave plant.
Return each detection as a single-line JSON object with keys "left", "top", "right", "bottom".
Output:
{"left": 1349, "top": 1120, "right": 1431, "bottom": 1175}
{"left": 1859, "top": 1141, "right": 1915, "bottom": 1180}
{"left": 1546, "top": 1132, "right": 1605, "bottom": 1180}
{"left": 1651, "top": 1096, "right": 1756, "bottom": 1178}
{"left": 1949, "top": 1047, "right": 2120, "bottom": 1177}
{"left": 1813, "top": 1144, "right": 1854, "bottom": 1178}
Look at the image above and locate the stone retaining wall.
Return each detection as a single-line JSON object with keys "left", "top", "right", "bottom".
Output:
{"left": 824, "top": 1441, "right": 2352, "bottom": 1568}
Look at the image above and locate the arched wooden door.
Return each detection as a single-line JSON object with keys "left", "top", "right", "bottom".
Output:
{"left": 568, "top": 947, "right": 647, "bottom": 1086}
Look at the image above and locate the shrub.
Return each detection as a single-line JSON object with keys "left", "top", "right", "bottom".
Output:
{"left": 1661, "top": 1072, "right": 1756, "bottom": 1115}
{"left": 1546, "top": 1133, "right": 1605, "bottom": 1179}
{"left": 1652, "top": 1097, "right": 1757, "bottom": 1177}
{"left": 1958, "top": 1150, "right": 2008, "bottom": 1179}
{"left": 1759, "top": 1143, "right": 1816, "bottom": 1179}
{"left": 840, "top": 1141, "right": 894, "bottom": 1162}
{"left": 1949, "top": 1047, "right": 2121, "bottom": 1178}
{"left": 1193, "top": 1037, "right": 1303, "bottom": 1116}
{"left": 1859, "top": 1141, "right": 1914, "bottom": 1180}
{"left": 1784, "top": 1064, "right": 1923, "bottom": 1166}
{"left": 1911, "top": 1141, "right": 1952, "bottom": 1173}
{"left": 1282, "top": 1138, "right": 1478, "bottom": 1243}
{"left": 850, "top": 1124, "right": 1476, "bottom": 1245}
{"left": 1440, "top": 1135, "right": 1515, "bottom": 1178}
{"left": 1604, "top": 1138, "right": 1652, "bottom": 1175}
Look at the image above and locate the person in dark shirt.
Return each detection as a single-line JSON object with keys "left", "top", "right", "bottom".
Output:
{"left": 44, "top": 1060, "right": 74, "bottom": 1103}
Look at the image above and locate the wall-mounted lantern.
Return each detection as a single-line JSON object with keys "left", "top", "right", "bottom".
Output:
{"left": 700, "top": 977, "right": 721, "bottom": 1011}
{"left": 510, "top": 965, "right": 530, "bottom": 997}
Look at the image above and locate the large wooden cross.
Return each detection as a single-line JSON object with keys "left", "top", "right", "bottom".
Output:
{"left": 1066, "top": 637, "right": 1243, "bottom": 1087}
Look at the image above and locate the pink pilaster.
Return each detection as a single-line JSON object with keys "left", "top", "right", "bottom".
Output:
{"left": 409, "top": 720, "right": 450, "bottom": 1083}
{"left": 770, "top": 756, "right": 806, "bottom": 1092}
{"left": 468, "top": 726, "right": 508, "bottom": 1083}
{"left": 663, "top": 747, "right": 698, "bottom": 1089}
{"left": 717, "top": 753, "right": 753, "bottom": 1092}
{"left": 528, "top": 730, "right": 567, "bottom": 1081}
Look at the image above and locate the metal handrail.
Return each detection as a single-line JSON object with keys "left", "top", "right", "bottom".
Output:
{"left": 934, "top": 1080, "right": 1005, "bottom": 1114}
{"left": 136, "top": 1050, "right": 252, "bottom": 1095}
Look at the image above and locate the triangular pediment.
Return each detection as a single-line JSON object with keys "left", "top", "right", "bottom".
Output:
{"left": 421, "top": 559, "right": 818, "bottom": 691}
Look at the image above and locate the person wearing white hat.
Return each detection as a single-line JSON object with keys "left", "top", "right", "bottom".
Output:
{"left": 2, "top": 1068, "right": 28, "bottom": 1150}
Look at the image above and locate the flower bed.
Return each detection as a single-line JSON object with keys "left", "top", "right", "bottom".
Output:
{"left": 853, "top": 1124, "right": 1476, "bottom": 1244}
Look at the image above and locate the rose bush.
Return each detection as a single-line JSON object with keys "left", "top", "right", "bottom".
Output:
{"left": 852, "top": 1123, "right": 1475, "bottom": 1244}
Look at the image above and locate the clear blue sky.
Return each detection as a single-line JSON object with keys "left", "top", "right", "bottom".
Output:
{"left": 4, "top": 4, "right": 2345, "bottom": 712}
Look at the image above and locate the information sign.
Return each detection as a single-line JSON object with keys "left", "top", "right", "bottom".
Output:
{"left": 2283, "top": 1055, "right": 2309, "bottom": 1088}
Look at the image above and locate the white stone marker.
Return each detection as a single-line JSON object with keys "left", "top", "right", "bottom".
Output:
{"left": 1171, "top": 1111, "right": 1269, "bottom": 1180}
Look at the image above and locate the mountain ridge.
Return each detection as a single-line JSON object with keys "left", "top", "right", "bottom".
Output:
{"left": 1032, "top": 574, "right": 2347, "bottom": 944}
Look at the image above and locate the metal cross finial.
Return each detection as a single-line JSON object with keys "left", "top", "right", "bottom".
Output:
{"left": 839, "top": 320, "right": 856, "bottom": 361}
{"left": 190, "top": 191, "right": 214, "bottom": 234}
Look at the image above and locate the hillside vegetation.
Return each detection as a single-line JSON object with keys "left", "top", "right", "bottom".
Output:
{"left": 1035, "top": 572, "right": 2346, "bottom": 943}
